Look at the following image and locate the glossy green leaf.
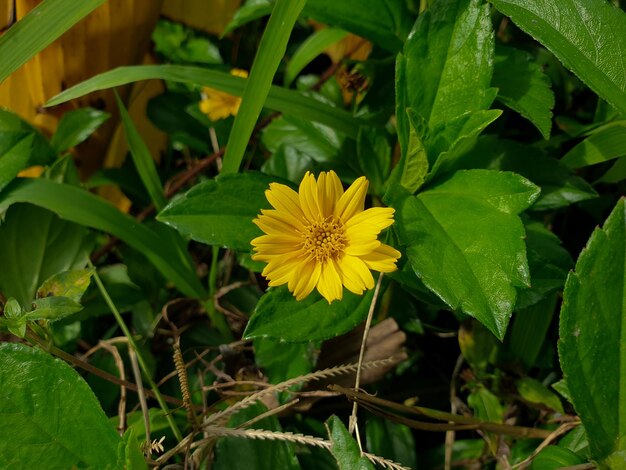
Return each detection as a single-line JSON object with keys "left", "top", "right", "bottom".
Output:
{"left": 37, "top": 268, "right": 94, "bottom": 302}
{"left": 214, "top": 403, "right": 300, "bottom": 470}
{"left": 458, "top": 320, "right": 498, "bottom": 372}
{"left": 326, "top": 416, "right": 375, "bottom": 470}
{"left": 491, "top": 0, "right": 626, "bottom": 117}
{"left": 0, "top": 179, "right": 205, "bottom": 299}
{"left": 303, "top": 0, "right": 412, "bottom": 53}
{"left": 157, "top": 172, "right": 275, "bottom": 252}
{"left": 458, "top": 136, "right": 597, "bottom": 210}
{"left": 387, "top": 109, "right": 428, "bottom": 194}
{"left": 529, "top": 446, "right": 585, "bottom": 470}
{"left": 244, "top": 286, "right": 374, "bottom": 342}
{"left": 598, "top": 155, "right": 626, "bottom": 184}
{"left": 357, "top": 127, "right": 391, "bottom": 195}
{"left": 3, "top": 297, "right": 25, "bottom": 338}
{"left": 365, "top": 416, "right": 417, "bottom": 469}
{"left": 285, "top": 28, "right": 348, "bottom": 86}
{"left": 221, "top": 0, "right": 307, "bottom": 174}
{"left": 396, "top": 0, "right": 495, "bottom": 156}
{"left": 0, "top": 110, "right": 55, "bottom": 192}
{"left": 119, "top": 428, "right": 148, "bottom": 470}
{"left": 46, "top": 65, "right": 361, "bottom": 138}
{"left": 561, "top": 121, "right": 626, "bottom": 169}
{"left": 0, "top": 342, "right": 120, "bottom": 468}
{"left": 516, "top": 377, "right": 564, "bottom": 413}
{"left": 559, "top": 198, "right": 626, "bottom": 465}
{"left": 115, "top": 93, "right": 166, "bottom": 210}
{"left": 261, "top": 145, "right": 314, "bottom": 184}
{"left": 50, "top": 108, "right": 110, "bottom": 154}
{"left": 390, "top": 170, "right": 540, "bottom": 339}
{"left": 493, "top": 46, "right": 554, "bottom": 139}
{"left": 0, "top": 204, "right": 88, "bottom": 306}
{"left": 0, "top": 0, "right": 106, "bottom": 84}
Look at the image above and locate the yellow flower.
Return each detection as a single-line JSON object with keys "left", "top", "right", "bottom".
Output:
{"left": 251, "top": 171, "right": 401, "bottom": 303}
{"left": 199, "top": 68, "right": 248, "bottom": 121}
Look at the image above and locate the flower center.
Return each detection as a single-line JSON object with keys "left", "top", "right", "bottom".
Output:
{"left": 302, "top": 217, "right": 346, "bottom": 262}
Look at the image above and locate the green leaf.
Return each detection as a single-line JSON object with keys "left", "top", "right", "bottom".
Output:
{"left": 0, "top": 0, "right": 106, "bottom": 84}
{"left": 244, "top": 286, "right": 375, "bottom": 342}
{"left": 50, "top": 108, "right": 110, "bottom": 154}
{"left": 115, "top": 92, "right": 166, "bottom": 211}
{"left": 561, "top": 121, "right": 626, "bottom": 169}
{"left": 152, "top": 19, "right": 223, "bottom": 65}
{"left": 3, "top": 297, "right": 26, "bottom": 338}
{"left": 390, "top": 170, "right": 540, "bottom": 339}
{"left": 490, "top": 0, "right": 626, "bottom": 117}
{"left": 303, "top": 0, "right": 412, "bottom": 53}
{"left": 285, "top": 28, "right": 348, "bottom": 87}
{"left": 529, "top": 446, "right": 585, "bottom": 470}
{"left": 493, "top": 46, "right": 554, "bottom": 139}
{"left": 458, "top": 136, "right": 597, "bottom": 210}
{"left": 0, "top": 110, "right": 55, "bottom": 192}
{"left": 365, "top": 416, "right": 417, "bottom": 469}
{"left": 223, "top": 0, "right": 273, "bottom": 36}
{"left": 157, "top": 172, "right": 275, "bottom": 252}
{"left": 214, "top": 403, "right": 300, "bottom": 470}
{"left": 119, "top": 428, "right": 148, "bottom": 470}
{"left": 37, "top": 268, "right": 94, "bottom": 303}
{"left": 387, "top": 109, "right": 428, "bottom": 194}
{"left": 261, "top": 145, "right": 314, "bottom": 184}
{"left": 559, "top": 198, "right": 626, "bottom": 464}
{"left": 0, "top": 343, "right": 120, "bottom": 468}
{"left": 396, "top": 0, "right": 495, "bottom": 157}
{"left": 507, "top": 294, "right": 558, "bottom": 369}
{"left": 254, "top": 338, "right": 315, "bottom": 385}
{"left": 221, "top": 0, "right": 307, "bottom": 174}
{"left": 517, "top": 221, "right": 573, "bottom": 309}
{"left": 357, "top": 127, "right": 392, "bottom": 195}
{"left": 0, "top": 179, "right": 205, "bottom": 299}
{"left": 516, "top": 377, "right": 564, "bottom": 414}
{"left": 468, "top": 386, "right": 504, "bottom": 454}
{"left": 326, "top": 416, "right": 375, "bottom": 470}
{"left": 0, "top": 204, "right": 88, "bottom": 306}
{"left": 24, "top": 296, "right": 84, "bottom": 321}
{"left": 46, "top": 65, "right": 362, "bottom": 138}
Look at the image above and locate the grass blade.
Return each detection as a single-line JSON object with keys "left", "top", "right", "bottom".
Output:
{"left": 0, "top": 0, "right": 106, "bottom": 84}
{"left": 221, "top": 0, "right": 307, "bottom": 174}
{"left": 0, "top": 178, "right": 205, "bottom": 299}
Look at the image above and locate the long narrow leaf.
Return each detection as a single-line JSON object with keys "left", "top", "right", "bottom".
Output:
{"left": 0, "top": 0, "right": 106, "bottom": 84}
{"left": 221, "top": 0, "right": 307, "bottom": 174}
{"left": 46, "top": 65, "right": 360, "bottom": 137}
{"left": 0, "top": 179, "right": 205, "bottom": 299}
{"left": 115, "top": 92, "right": 167, "bottom": 210}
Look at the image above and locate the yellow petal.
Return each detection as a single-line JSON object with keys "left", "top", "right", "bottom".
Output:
{"left": 253, "top": 213, "right": 302, "bottom": 236}
{"left": 317, "top": 260, "right": 343, "bottom": 303}
{"left": 266, "top": 183, "right": 305, "bottom": 220}
{"left": 317, "top": 170, "right": 343, "bottom": 218}
{"left": 298, "top": 172, "right": 321, "bottom": 223}
{"left": 360, "top": 243, "right": 401, "bottom": 272}
{"left": 334, "top": 176, "right": 368, "bottom": 221}
{"left": 260, "top": 209, "right": 306, "bottom": 232}
{"left": 345, "top": 207, "right": 395, "bottom": 230}
{"left": 335, "top": 256, "right": 366, "bottom": 295}
{"left": 340, "top": 254, "right": 374, "bottom": 290}
{"left": 293, "top": 259, "right": 322, "bottom": 300}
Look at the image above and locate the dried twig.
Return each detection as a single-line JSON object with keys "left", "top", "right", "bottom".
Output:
{"left": 129, "top": 348, "right": 151, "bottom": 453}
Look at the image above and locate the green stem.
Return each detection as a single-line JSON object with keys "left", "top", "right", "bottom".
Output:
{"left": 220, "top": 0, "right": 307, "bottom": 174}
{"left": 88, "top": 261, "right": 183, "bottom": 442}
{"left": 206, "top": 247, "right": 233, "bottom": 341}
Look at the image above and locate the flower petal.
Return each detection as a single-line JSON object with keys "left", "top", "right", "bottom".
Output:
{"left": 340, "top": 254, "right": 374, "bottom": 290}
{"left": 335, "top": 256, "right": 367, "bottom": 295}
{"left": 345, "top": 207, "right": 395, "bottom": 230}
{"left": 265, "top": 183, "right": 305, "bottom": 220}
{"left": 317, "top": 170, "right": 343, "bottom": 218}
{"left": 260, "top": 209, "right": 306, "bottom": 232}
{"left": 293, "top": 260, "right": 322, "bottom": 300}
{"left": 360, "top": 243, "right": 401, "bottom": 272}
{"left": 299, "top": 172, "right": 321, "bottom": 223}
{"left": 334, "top": 176, "right": 368, "bottom": 221}
{"left": 317, "top": 260, "right": 343, "bottom": 303}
